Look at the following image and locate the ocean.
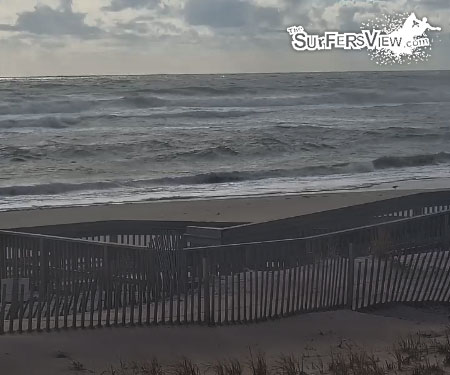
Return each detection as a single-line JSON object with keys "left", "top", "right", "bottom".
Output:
{"left": 1, "top": 70, "right": 449, "bottom": 211}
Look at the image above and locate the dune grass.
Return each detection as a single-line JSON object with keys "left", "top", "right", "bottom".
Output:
{"left": 100, "top": 329, "right": 450, "bottom": 375}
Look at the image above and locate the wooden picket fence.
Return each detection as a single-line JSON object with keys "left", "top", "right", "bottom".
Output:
{"left": 2, "top": 247, "right": 450, "bottom": 333}
{"left": 186, "top": 190, "right": 450, "bottom": 246}
{"left": 1, "top": 204, "right": 450, "bottom": 334}
{"left": 12, "top": 220, "right": 242, "bottom": 250}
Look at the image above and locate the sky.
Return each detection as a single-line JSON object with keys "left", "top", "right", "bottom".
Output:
{"left": 0, "top": 0, "right": 448, "bottom": 76}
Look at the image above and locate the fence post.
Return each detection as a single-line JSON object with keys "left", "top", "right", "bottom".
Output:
{"left": 39, "top": 238, "right": 48, "bottom": 299}
{"left": 203, "top": 256, "right": 210, "bottom": 325}
{"left": 347, "top": 243, "right": 354, "bottom": 310}
{"left": 9, "top": 277, "right": 19, "bottom": 322}
{"left": 103, "top": 244, "right": 109, "bottom": 284}
{"left": 0, "top": 235, "right": 5, "bottom": 280}
{"left": 103, "top": 244, "right": 110, "bottom": 324}
{"left": 444, "top": 214, "right": 449, "bottom": 247}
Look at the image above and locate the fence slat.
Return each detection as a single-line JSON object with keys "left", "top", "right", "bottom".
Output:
{"left": 3, "top": 204, "right": 450, "bottom": 334}
{"left": 433, "top": 251, "right": 450, "bottom": 301}
{"left": 0, "top": 284, "right": 7, "bottom": 334}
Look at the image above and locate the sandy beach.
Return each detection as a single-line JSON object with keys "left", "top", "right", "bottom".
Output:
{"left": 0, "top": 188, "right": 433, "bottom": 230}
{"left": 0, "top": 305, "right": 449, "bottom": 375}
{"left": 1, "top": 187, "right": 450, "bottom": 374}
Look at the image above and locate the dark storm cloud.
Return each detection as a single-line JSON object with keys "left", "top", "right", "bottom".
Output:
{"left": 0, "top": 1, "right": 100, "bottom": 38}
{"left": 104, "top": 0, "right": 161, "bottom": 12}
{"left": 184, "top": 0, "right": 281, "bottom": 29}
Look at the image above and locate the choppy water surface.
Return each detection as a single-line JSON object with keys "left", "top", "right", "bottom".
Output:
{"left": 1, "top": 71, "right": 450, "bottom": 210}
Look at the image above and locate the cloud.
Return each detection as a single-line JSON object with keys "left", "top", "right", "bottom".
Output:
{"left": 0, "top": 0, "right": 100, "bottom": 38}
{"left": 0, "top": 0, "right": 449, "bottom": 76}
{"left": 184, "top": 0, "right": 281, "bottom": 29}
{"left": 410, "top": 0, "right": 450, "bottom": 10}
{"left": 104, "top": 0, "right": 161, "bottom": 12}
{"left": 60, "top": 0, "right": 73, "bottom": 12}
{"left": 287, "top": 0, "right": 449, "bottom": 33}
{"left": 320, "top": 2, "right": 383, "bottom": 31}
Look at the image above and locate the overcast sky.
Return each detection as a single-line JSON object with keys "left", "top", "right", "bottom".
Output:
{"left": 0, "top": 0, "right": 448, "bottom": 76}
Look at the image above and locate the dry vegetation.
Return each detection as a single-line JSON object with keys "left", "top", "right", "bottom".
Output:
{"left": 98, "top": 328, "right": 450, "bottom": 375}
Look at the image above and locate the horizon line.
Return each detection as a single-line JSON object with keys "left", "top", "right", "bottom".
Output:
{"left": 0, "top": 68, "right": 449, "bottom": 79}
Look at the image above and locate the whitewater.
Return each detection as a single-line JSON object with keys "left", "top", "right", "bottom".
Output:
{"left": 0, "top": 70, "right": 449, "bottom": 211}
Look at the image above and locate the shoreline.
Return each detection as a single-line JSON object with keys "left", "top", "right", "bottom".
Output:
{"left": 0, "top": 186, "right": 443, "bottom": 230}
{"left": 2, "top": 174, "right": 450, "bottom": 213}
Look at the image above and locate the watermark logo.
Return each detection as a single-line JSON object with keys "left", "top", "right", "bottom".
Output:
{"left": 287, "top": 12, "right": 441, "bottom": 65}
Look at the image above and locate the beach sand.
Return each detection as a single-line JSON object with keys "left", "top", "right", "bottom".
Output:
{"left": 1, "top": 187, "right": 449, "bottom": 374}
{"left": 0, "top": 188, "right": 432, "bottom": 230}
{"left": 0, "top": 306, "right": 449, "bottom": 375}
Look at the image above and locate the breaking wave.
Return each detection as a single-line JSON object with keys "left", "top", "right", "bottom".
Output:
{"left": 0, "top": 109, "right": 261, "bottom": 129}
{"left": 1, "top": 71, "right": 450, "bottom": 209}
{"left": 3, "top": 152, "right": 450, "bottom": 197}
{"left": 373, "top": 153, "right": 450, "bottom": 169}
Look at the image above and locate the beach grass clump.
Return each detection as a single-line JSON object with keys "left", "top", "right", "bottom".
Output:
{"left": 434, "top": 332, "right": 450, "bottom": 354}
{"left": 100, "top": 333, "right": 450, "bottom": 375}
{"left": 170, "top": 358, "right": 201, "bottom": 375}
{"left": 312, "top": 358, "right": 326, "bottom": 375}
{"left": 208, "top": 359, "right": 242, "bottom": 375}
{"left": 273, "top": 354, "right": 306, "bottom": 375}
{"left": 149, "top": 358, "right": 165, "bottom": 375}
{"left": 391, "top": 346, "right": 407, "bottom": 371}
{"left": 248, "top": 349, "right": 269, "bottom": 375}
{"left": 329, "top": 348, "right": 384, "bottom": 375}
{"left": 431, "top": 331, "right": 450, "bottom": 367}
{"left": 102, "top": 358, "right": 164, "bottom": 375}
{"left": 395, "top": 334, "right": 429, "bottom": 363}
{"left": 328, "top": 352, "right": 349, "bottom": 375}
{"left": 443, "top": 353, "right": 450, "bottom": 368}
{"left": 411, "top": 358, "right": 444, "bottom": 375}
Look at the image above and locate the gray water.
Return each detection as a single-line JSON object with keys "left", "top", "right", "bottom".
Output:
{"left": 1, "top": 70, "right": 450, "bottom": 210}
